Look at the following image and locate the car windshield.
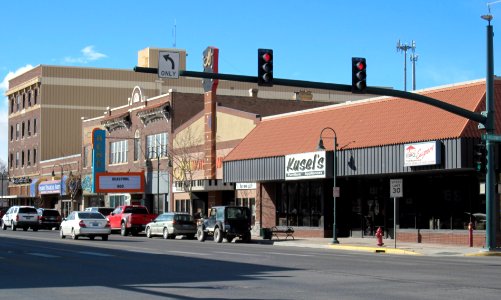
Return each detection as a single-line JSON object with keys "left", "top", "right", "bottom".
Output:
{"left": 19, "top": 207, "right": 37, "bottom": 214}
{"left": 226, "top": 207, "right": 249, "bottom": 220}
{"left": 175, "top": 214, "right": 194, "bottom": 222}
{"left": 78, "top": 212, "right": 105, "bottom": 219}
{"left": 42, "top": 210, "right": 60, "bottom": 216}
{"left": 124, "top": 207, "right": 148, "bottom": 214}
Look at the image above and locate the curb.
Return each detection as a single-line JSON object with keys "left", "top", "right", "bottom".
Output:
{"left": 328, "top": 244, "right": 421, "bottom": 255}
{"left": 465, "top": 250, "right": 501, "bottom": 257}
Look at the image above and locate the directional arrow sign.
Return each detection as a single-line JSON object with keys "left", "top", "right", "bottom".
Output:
{"left": 158, "top": 51, "right": 180, "bottom": 79}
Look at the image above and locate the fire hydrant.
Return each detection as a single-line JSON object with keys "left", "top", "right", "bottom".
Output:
{"left": 376, "top": 227, "right": 384, "bottom": 246}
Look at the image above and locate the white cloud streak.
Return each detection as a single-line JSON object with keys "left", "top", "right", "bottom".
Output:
{"left": 64, "top": 45, "right": 107, "bottom": 64}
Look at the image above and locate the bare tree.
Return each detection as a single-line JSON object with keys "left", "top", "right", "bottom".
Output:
{"left": 170, "top": 126, "right": 204, "bottom": 214}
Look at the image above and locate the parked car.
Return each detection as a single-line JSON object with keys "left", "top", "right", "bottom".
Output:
{"left": 107, "top": 205, "right": 157, "bottom": 236}
{"left": 84, "top": 207, "right": 114, "bottom": 217}
{"left": 37, "top": 208, "right": 62, "bottom": 230}
{"left": 197, "top": 206, "right": 252, "bottom": 243}
{"left": 1, "top": 206, "right": 39, "bottom": 231}
{"left": 145, "top": 212, "right": 197, "bottom": 239}
{"left": 0, "top": 207, "right": 8, "bottom": 221}
{"left": 60, "top": 211, "right": 111, "bottom": 240}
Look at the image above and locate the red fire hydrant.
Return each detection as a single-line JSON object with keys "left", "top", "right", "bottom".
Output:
{"left": 376, "top": 227, "right": 384, "bottom": 246}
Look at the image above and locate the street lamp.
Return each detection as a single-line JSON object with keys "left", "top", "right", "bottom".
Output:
{"left": 317, "top": 127, "right": 339, "bottom": 244}
{"left": 52, "top": 165, "right": 64, "bottom": 215}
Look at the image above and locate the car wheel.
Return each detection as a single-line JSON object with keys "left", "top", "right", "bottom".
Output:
{"left": 2, "top": 222, "right": 7, "bottom": 230}
{"left": 11, "top": 222, "right": 16, "bottom": 231}
{"left": 102, "top": 235, "right": 109, "bottom": 241}
{"left": 120, "top": 223, "right": 128, "bottom": 236}
{"left": 163, "top": 228, "right": 169, "bottom": 239}
{"left": 71, "top": 229, "right": 78, "bottom": 240}
{"left": 146, "top": 227, "right": 152, "bottom": 238}
{"left": 197, "top": 227, "right": 206, "bottom": 242}
{"left": 214, "top": 227, "right": 223, "bottom": 243}
{"left": 242, "top": 232, "right": 251, "bottom": 243}
{"left": 60, "top": 228, "right": 66, "bottom": 239}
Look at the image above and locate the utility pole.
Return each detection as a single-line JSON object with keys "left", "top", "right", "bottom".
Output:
{"left": 410, "top": 41, "right": 419, "bottom": 91}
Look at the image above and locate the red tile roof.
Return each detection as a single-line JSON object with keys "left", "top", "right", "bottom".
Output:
{"left": 225, "top": 79, "right": 501, "bottom": 161}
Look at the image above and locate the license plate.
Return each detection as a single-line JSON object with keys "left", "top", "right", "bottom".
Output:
{"left": 25, "top": 216, "right": 32, "bottom": 219}
{"left": 92, "top": 222, "right": 99, "bottom": 226}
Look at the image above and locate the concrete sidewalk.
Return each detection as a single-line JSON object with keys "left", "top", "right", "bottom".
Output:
{"left": 256, "top": 236, "right": 501, "bottom": 257}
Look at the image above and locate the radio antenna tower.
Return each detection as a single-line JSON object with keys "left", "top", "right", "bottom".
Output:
{"left": 396, "top": 40, "right": 414, "bottom": 91}
{"left": 409, "top": 41, "right": 419, "bottom": 91}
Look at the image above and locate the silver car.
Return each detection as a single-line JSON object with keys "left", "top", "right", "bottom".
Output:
{"left": 60, "top": 211, "right": 111, "bottom": 240}
{"left": 145, "top": 212, "right": 197, "bottom": 239}
{"left": 2, "top": 206, "right": 39, "bottom": 231}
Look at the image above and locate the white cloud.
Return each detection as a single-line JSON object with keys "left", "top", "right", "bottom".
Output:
{"left": 64, "top": 45, "right": 107, "bottom": 64}
{"left": 0, "top": 64, "right": 34, "bottom": 163}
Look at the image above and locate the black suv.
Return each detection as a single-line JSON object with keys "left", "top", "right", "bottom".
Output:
{"left": 196, "top": 206, "right": 252, "bottom": 243}
{"left": 37, "top": 208, "right": 62, "bottom": 230}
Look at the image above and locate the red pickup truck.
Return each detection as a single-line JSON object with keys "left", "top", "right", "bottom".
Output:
{"left": 107, "top": 205, "right": 157, "bottom": 236}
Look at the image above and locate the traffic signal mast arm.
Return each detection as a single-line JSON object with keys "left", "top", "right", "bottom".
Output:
{"left": 133, "top": 67, "right": 487, "bottom": 125}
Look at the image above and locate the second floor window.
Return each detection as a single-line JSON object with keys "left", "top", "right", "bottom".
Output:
{"left": 33, "top": 148, "right": 37, "bottom": 165}
{"left": 146, "top": 132, "right": 168, "bottom": 159}
{"left": 83, "top": 146, "right": 88, "bottom": 168}
{"left": 16, "top": 124, "right": 19, "bottom": 140}
{"left": 33, "top": 118, "right": 37, "bottom": 134}
{"left": 110, "top": 140, "right": 128, "bottom": 164}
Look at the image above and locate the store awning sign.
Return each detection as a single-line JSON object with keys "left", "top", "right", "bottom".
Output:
{"left": 404, "top": 141, "right": 441, "bottom": 167}
{"left": 285, "top": 151, "right": 326, "bottom": 180}
{"left": 95, "top": 172, "right": 144, "bottom": 193}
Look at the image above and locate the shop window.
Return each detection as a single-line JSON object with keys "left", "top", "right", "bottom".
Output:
{"left": 276, "top": 181, "right": 323, "bottom": 228}
{"left": 175, "top": 199, "right": 191, "bottom": 213}
{"left": 236, "top": 197, "right": 256, "bottom": 225}
{"left": 109, "top": 195, "right": 126, "bottom": 207}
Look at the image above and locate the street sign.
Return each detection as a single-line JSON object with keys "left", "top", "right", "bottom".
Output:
{"left": 158, "top": 51, "right": 180, "bottom": 78}
{"left": 390, "top": 179, "right": 403, "bottom": 198}
{"left": 482, "top": 133, "right": 501, "bottom": 142}
{"left": 333, "top": 187, "right": 340, "bottom": 197}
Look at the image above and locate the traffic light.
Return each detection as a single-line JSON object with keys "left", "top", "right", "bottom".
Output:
{"left": 352, "top": 57, "right": 367, "bottom": 93}
{"left": 258, "top": 49, "right": 273, "bottom": 86}
{"left": 474, "top": 143, "right": 487, "bottom": 173}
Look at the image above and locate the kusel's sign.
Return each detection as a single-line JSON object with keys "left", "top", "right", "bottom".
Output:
{"left": 285, "top": 151, "right": 326, "bottom": 180}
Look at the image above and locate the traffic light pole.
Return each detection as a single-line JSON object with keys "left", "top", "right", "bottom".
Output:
{"left": 485, "top": 21, "right": 496, "bottom": 251}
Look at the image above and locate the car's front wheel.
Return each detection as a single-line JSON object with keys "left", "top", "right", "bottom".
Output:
{"left": 120, "top": 223, "right": 128, "bottom": 236}
{"left": 214, "top": 227, "right": 223, "bottom": 243}
{"left": 146, "top": 227, "right": 152, "bottom": 238}
{"left": 60, "top": 228, "right": 66, "bottom": 239}
{"left": 71, "top": 229, "right": 78, "bottom": 240}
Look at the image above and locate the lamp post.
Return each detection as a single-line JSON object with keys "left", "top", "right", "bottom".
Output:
{"left": 317, "top": 127, "right": 339, "bottom": 244}
{"left": 52, "top": 165, "right": 64, "bottom": 215}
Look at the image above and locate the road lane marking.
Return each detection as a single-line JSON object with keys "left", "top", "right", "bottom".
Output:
{"left": 28, "top": 253, "right": 60, "bottom": 258}
{"left": 168, "top": 250, "right": 204, "bottom": 256}
{"left": 214, "top": 251, "right": 261, "bottom": 257}
{"left": 264, "top": 252, "right": 312, "bottom": 257}
{"left": 78, "top": 251, "right": 114, "bottom": 257}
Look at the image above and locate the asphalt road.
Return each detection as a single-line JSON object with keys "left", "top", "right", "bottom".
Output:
{"left": 1, "top": 229, "right": 500, "bottom": 300}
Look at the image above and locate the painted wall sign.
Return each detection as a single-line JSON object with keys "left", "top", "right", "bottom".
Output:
{"left": 285, "top": 151, "right": 326, "bottom": 180}
{"left": 92, "top": 128, "right": 106, "bottom": 193}
{"left": 95, "top": 172, "right": 144, "bottom": 193}
{"left": 236, "top": 183, "right": 257, "bottom": 190}
{"left": 404, "top": 141, "right": 441, "bottom": 167}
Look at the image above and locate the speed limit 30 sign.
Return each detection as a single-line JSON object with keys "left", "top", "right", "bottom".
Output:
{"left": 390, "top": 179, "right": 403, "bottom": 198}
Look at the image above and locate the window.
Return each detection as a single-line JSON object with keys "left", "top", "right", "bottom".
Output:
{"left": 83, "top": 146, "right": 88, "bottom": 168}
{"left": 33, "top": 118, "right": 37, "bottom": 134}
{"left": 146, "top": 132, "right": 168, "bottom": 159}
{"left": 175, "top": 199, "right": 191, "bottom": 213}
{"left": 22, "top": 93, "right": 25, "bottom": 109}
{"left": 27, "top": 149, "right": 31, "bottom": 166}
{"left": 10, "top": 153, "right": 13, "bottom": 169}
{"left": 110, "top": 140, "right": 128, "bottom": 164}
{"left": 16, "top": 95, "right": 20, "bottom": 111}
{"left": 34, "top": 89, "right": 38, "bottom": 104}
{"left": 16, "top": 123, "right": 19, "bottom": 140}
{"left": 109, "top": 195, "right": 126, "bottom": 207}
{"left": 28, "top": 91, "right": 31, "bottom": 106}
{"left": 27, "top": 120, "right": 31, "bottom": 136}
{"left": 10, "top": 126, "right": 13, "bottom": 141}
{"left": 21, "top": 151, "right": 25, "bottom": 167}
{"left": 33, "top": 148, "right": 37, "bottom": 165}
{"left": 22, "top": 122, "right": 25, "bottom": 138}
{"left": 16, "top": 152, "right": 19, "bottom": 168}
{"left": 134, "top": 130, "right": 141, "bottom": 161}
{"left": 10, "top": 97, "right": 14, "bottom": 113}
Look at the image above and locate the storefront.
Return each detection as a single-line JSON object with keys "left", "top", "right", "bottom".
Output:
{"left": 224, "top": 79, "right": 501, "bottom": 246}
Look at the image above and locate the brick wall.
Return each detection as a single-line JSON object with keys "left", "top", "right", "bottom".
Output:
{"left": 398, "top": 229, "right": 488, "bottom": 247}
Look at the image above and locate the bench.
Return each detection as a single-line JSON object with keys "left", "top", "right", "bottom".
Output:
{"left": 270, "top": 226, "right": 295, "bottom": 240}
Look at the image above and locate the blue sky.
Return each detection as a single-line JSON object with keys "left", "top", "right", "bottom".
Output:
{"left": 1, "top": 0, "right": 500, "bottom": 164}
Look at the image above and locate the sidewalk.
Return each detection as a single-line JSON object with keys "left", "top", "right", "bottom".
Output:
{"left": 256, "top": 236, "right": 501, "bottom": 257}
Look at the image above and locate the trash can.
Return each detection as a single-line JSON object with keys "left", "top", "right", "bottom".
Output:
{"left": 260, "top": 228, "right": 272, "bottom": 240}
